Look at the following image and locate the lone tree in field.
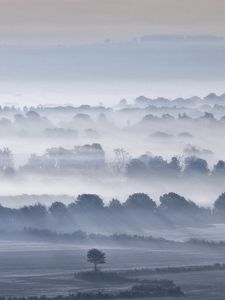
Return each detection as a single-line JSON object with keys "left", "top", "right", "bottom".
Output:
{"left": 87, "top": 248, "right": 106, "bottom": 272}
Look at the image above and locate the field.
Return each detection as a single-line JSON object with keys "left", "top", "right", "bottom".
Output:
{"left": 133, "top": 270, "right": 225, "bottom": 300}
{"left": 0, "top": 241, "right": 224, "bottom": 298}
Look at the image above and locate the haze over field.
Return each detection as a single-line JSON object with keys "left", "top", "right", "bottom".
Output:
{"left": 0, "top": 1, "right": 225, "bottom": 299}
{"left": 0, "top": 36, "right": 225, "bottom": 106}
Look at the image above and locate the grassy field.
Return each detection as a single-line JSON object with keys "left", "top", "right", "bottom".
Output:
{"left": 0, "top": 242, "right": 224, "bottom": 298}
{"left": 132, "top": 270, "right": 225, "bottom": 300}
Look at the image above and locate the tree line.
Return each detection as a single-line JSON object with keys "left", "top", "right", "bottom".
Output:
{"left": 0, "top": 192, "right": 225, "bottom": 232}
{"left": 2, "top": 145, "right": 225, "bottom": 180}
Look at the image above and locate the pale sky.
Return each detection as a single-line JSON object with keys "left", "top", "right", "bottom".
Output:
{"left": 0, "top": 0, "right": 225, "bottom": 106}
{"left": 0, "top": 0, "right": 225, "bottom": 45}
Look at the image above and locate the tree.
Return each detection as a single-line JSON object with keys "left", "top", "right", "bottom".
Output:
{"left": 49, "top": 202, "right": 68, "bottom": 218}
{"left": 76, "top": 194, "right": 104, "bottom": 211}
{"left": 113, "top": 148, "right": 130, "bottom": 173}
{"left": 126, "top": 158, "right": 147, "bottom": 177}
{"left": 159, "top": 193, "right": 199, "bottom": 213}
{"left": 212, "top": 160, "right": 225, "bottom": 177}
{"left": 214, "top": 192, "right": 225, "bottom": 213}
{"left": 0, "top": 148, "right": 14, "bottom": 171}
{"left": 108, "top": 198, "right": 123, "bottom": 211}
{"left": 183, "top": 156, "right": 209, "bottom": 176}
{"left": 87, "top": 248, "right": 106, "bottom": 272}
{"left": 124, "top": 193, "right": 156, "bottom": 210}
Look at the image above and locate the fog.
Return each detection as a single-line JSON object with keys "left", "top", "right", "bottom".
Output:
{"left": 1, "top": 3, "right": 225, "bottom": 298}
{"left": 1, "top": 35, "right": 225, "bottom": 107}
{"left": 0, "top": 95, "right": 225, "bottom": 210}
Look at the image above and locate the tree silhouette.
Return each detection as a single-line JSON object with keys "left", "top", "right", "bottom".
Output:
{"left": 87, "top": 248, "right": 106, "bottom": 272}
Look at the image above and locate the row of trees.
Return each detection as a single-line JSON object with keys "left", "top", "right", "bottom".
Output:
{"left": 127, "top": 155, "right": 225, "bottom": 178}
{"left": 0, "top": 192, "right": 225, "bottom": 232}
{"left": 135, "top": 92, "right": 225, "bottom": 107}
{"left": 26, "top": 144, "right": 105, "bottom": 170}
{"left": 47, "top": 192, "right": 225, "bottom": 213}
{"left": 1, "top": 145, "right": 225, "bottom": 179}
{"left": 1, "top": 108, "right": 225, "bottom": 127}
{"left": 140, "top": 112, "right": 225, "bottom": 123}
{"left": 0, "top": 192, "right": 203, "bottom": 215}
